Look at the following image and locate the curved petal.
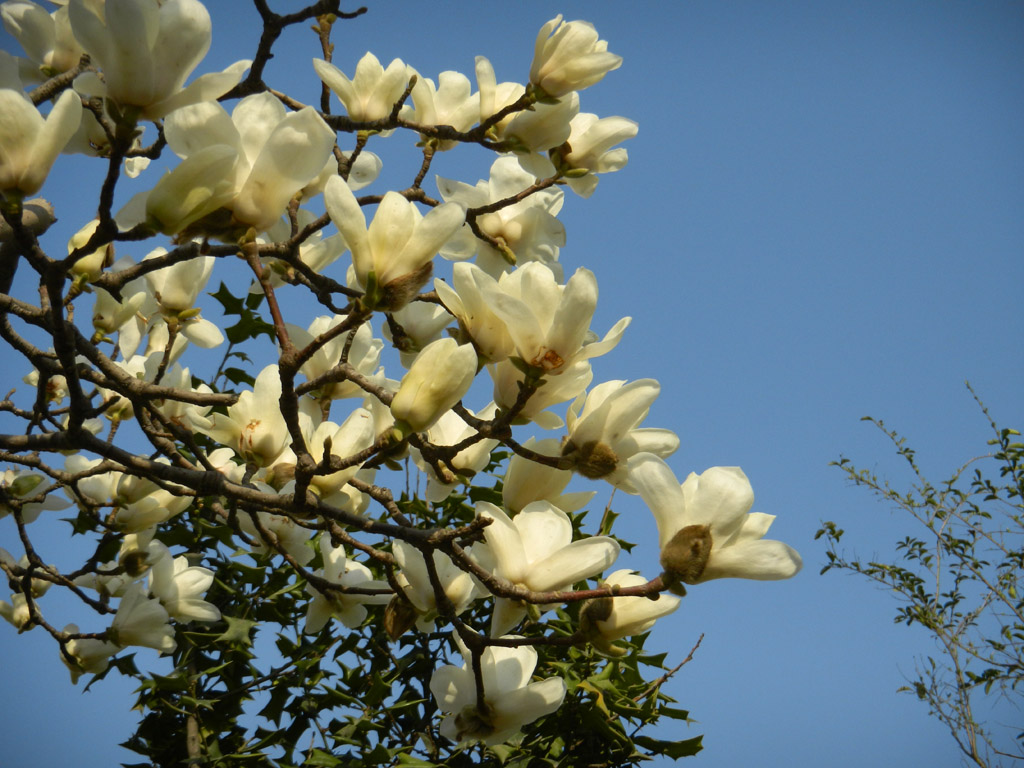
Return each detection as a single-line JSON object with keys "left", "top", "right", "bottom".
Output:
{"left": 430, "top": 663, "right": 475, "bottom": 712}
{"left": 324, "top": 174, "right": 369, "bottom": 277}
{"left": 235, "top": 106, "right": 335, "bottom": 230}
{"left": 490, "top": 596, "right": 527, "bottom": 637}
{"left": 148, "top": 58, "right": 250, "bottom": 119}
{"left": 312, "top": 57, "right": 354, "bottom": 108}
{"left": 487, "top": 676, "right": 566, "bottom": 745}
{"left": 168, "top": 597, "right": 220, "bottom": 622}
{"left": 163, "top": 100, "right": 237, "bottom": 158}
{"left": 144, "top": 144, "right": 239, "bottom": 234}
{"left": 477, "top": 502, "right": 526, "bottom": 583}
{"left": 181, "top": 317, "right": 224, "bottom": 348}
{"left": 2, "top": 1, "right": 55, "bottom": 65}
{"left": 23, "top": 88, "right": 81, "bottom": 193}
{"left": 231, "top": 91, "right": 286, "bottom": 165}
{"left": 481, "top": 643, "right": 535, "bottom": 693}
{"left": 149, "top": 0, "right": 211, "bottom": 96}
{"left": 701, "top": 538, "right": 803, "bottom": 582}
{"left": 681, "top": 466, "right": 754, "bottom": 540}
{"left": 100, "top": 0, "right": 160, "bottom": 106}
{"left": 367, "top": 191, "right": 415, "bottom": 273}
{"left": 547, "top": 267, "right": 597, "bottom": 359}
{"left": 527, "top": 535, "right": 619, "bottom": 592}
{"left": 614, "top": 427, "right": 680, "bottom": 460}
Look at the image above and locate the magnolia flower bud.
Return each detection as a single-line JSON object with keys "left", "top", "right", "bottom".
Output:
{"left": 67, "top": 219, "right": 113, "bottom": 283}
{"left": 390, "top": 338, "right": 477, "bottom": 434}
{"left": 529, "top": 15, "right": 622, "bottom": 98}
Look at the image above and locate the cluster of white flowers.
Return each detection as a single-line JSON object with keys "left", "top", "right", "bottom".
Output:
{"left": 0, "top": 0, "right": 802, "bottom": 750}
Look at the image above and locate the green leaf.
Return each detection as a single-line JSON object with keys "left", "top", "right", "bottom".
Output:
{"left": 216, "top": 616, "right": 258, "bottom": 646}
{"left": 394, "top": 755, "right": 436, "bottom": 766}
{"left": 634, "top": 734, "right": 704, "bottom": 758}
{"left": 303, "top": 748, "right": 343, "bottom": 766}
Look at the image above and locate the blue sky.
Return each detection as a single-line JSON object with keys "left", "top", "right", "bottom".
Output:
{"left": 2, "top": 1, "right": 1022, "bottom": 766}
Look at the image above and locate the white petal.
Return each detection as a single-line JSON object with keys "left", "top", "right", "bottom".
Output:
{"left": 701, "top": 539, "right": 803, "bottom": 582}
{"left": 527, "top": 536, "right": 619, "bottom": 592}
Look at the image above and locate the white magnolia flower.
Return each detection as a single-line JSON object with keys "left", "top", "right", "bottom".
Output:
{"left": 116, "top": 531, "right": 161, "bottom": 577}
{"left": 629, "top": 454, "right": 803, "bottom": 588}
{"left": 529, "top": 15, "right": 622, "bottom": 98}
{"left": 197, "top": 364, "right": 290, "bottom": 467}
{"left": 68, "top": 0, "right": 249, "bottom": 121}
{"left": 22, "top": 366, "right": 68, "bottom": 404}
{"left": 557, "top": 112, "right": 638, "bottom": 197}
{"left": 109, "top": 582, "right": 176, "bottom": 653}
{"left": 0, "top": 553, "right": 53, "bottom": 600}
{"left": 392, "top": 540, "right": 477, "bottom": 632}
{"left": 92, "top": 353, "right": 151, "bottom": 424}
{"left": 324, "top": 176, "right": 465, "bottom": 310}
{"left": 314, "top": 52, "right": 409, "bottom": 122}
{"left": 63, "top": 453, "right": 118, "bottom": 508}
{"left": 407, "top": 70, "right": 479, "bottom": 150}
{"left": 580, "top": 569, "right": 680, "bottom": 656}
{"left": 60, "top": 623, "right": 119, "bottom": 684}
{"left": 0, "top": 87, "right": 81, "bottom": 200}
{"left": 430, "top": 635, "right": 566, "bottom": 745}
{"left": 359, "top": 369, "right": 401, "bottom": 440}
{"left": 390, "top": 338, "right": 477, "bottom": 435}
{"left": 147, "top": 542, "right": 220, "bottom": 623}
{"left": 485, "top": 263, "right": 629, "bottom": 375}
{"left": 141, "top": 249, "right": 223, "bottom": 347}
{"left": 562, "top": 379, "right": 679, "bottom": 490}
{"left": 502, "top": 437, "right": 594, "bottom": 515}
{"left": 304, "top": 533, "right": 390, "bottom": 633}
{"left": 436, "top": 156, "right": 565, "bottom": 278}
{"left": 475, "top": 501, "right": 619, "bottom": 636}
{"left": 129, "top": 93, "right": 335, "bottom": 236}
{"left": 1, "top": 0, "right": 83, "bottom": 80}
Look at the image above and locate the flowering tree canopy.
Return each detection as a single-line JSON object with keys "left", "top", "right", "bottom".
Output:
{"left": 0, "top": 2, "right": 801, "bottom": 765}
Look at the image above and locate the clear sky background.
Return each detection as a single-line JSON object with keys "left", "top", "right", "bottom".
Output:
{"left": 1, "top": 1, "right": 1022, "bottom": 766}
